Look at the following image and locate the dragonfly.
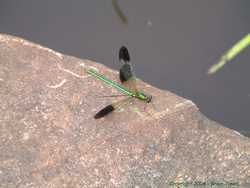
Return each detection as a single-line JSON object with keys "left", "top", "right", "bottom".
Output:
{"left": 86, "top": 46, "right": 152, "bottom": 119}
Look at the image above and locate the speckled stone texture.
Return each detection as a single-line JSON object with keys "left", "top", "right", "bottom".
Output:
{"left": 0, "top": 33, "right": 249, "bottom": 188}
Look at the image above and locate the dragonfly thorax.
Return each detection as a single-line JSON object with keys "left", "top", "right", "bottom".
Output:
{"left": 137, "top": 92, "right": 152, "bottom": 103}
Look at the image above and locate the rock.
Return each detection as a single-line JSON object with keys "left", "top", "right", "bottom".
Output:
{"left": 0, "top": 33, "right": 249, "bottom": 188}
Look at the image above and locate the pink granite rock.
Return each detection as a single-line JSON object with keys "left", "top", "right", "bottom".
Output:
{"left": 0, "top": 34, "right": 249, "bottom": 187}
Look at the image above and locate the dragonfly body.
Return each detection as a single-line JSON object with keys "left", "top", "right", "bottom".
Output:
{"left": 86, "top": 69, "right": 151, "bottom": 102}
{"left": 87, "top": 46, "right": 152, "bottom": 119}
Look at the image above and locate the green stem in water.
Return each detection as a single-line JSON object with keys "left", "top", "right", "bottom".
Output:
{"left": 208, "top": 33, "right": 250, "bottom": 74}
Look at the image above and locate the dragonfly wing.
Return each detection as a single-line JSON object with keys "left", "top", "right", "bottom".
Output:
{"left": 94, "top": 104, "right": 115, "bottom": 119}
{"left": 119, "top": 46, "right": 130, "bottom": 62}
{"left": 119, "top": 46, "right": 139, "bottom": 94}
{"left": 94, "top": 97, "right": 133, "bottom": 119}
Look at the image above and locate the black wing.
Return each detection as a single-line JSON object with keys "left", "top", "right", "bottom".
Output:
{"left": 94, "top": 97, "right": 133, "bottom": 119}
{"left": 118, "top": 46, "right": 139, "bottom": 94}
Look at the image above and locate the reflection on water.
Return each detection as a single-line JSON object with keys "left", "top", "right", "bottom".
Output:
{"left": 111, "top": 0, "right": 128, "bottom": 24}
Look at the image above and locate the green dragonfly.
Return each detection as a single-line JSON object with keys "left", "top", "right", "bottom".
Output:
{"left": 86, "top": 46, "right": 152, "bottom": 119}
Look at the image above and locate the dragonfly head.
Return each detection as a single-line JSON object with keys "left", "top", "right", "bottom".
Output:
{"left": 137, "top": 92, "right": 152, "bottom": 103}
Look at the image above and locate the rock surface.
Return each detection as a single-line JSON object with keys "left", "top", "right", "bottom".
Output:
{"left": 0, "top": 33, "right": 249, "bottom": 188}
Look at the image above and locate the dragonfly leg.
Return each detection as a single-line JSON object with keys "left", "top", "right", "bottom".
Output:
{"left": 143, "top": 98, "right": 158, "bottom": 116}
